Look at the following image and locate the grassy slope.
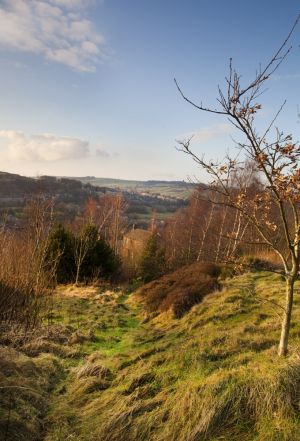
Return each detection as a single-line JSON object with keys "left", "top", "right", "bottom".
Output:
{"left": 0, "top": 286, "right": 140, "bottom": 441}
{"left": 42, "top": 272, "right": 300, "bottom": 441}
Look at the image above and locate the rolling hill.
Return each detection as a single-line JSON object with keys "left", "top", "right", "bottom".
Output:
{"left": 71, "top": 176, "right": 198, "bottom": 200}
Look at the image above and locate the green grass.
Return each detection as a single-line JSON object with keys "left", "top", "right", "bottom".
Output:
{"left": 40, "top": 272, "right": 300, "bottom": 441}
{"left": 2, "top": 272, "right": 300, "bottom": 440}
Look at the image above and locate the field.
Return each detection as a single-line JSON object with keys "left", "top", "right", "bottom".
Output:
{"left": 74, "top": 177, "right": 197, "bottom": 200}
{"left": 2, "top": 271, "right": 300, "bottom": 440}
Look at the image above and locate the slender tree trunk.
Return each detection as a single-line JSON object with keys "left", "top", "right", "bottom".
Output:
{"left": 75, "top": 265, "right": 80, "bottom": 286}
{"left": 187, "top": 220, "right": 194, "bottom": 263}
{"left": 215, "top": 206, "right": 227, "bottom": 263}
{"left": 278, "top": 276, "right": 295, "bottom": 356}
{"left": 197, "top": 204, "right": 214, "bottom": 262}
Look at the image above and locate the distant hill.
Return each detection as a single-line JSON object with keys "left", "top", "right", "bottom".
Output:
{"left": 0, "top": 172, "right": 190, "bottom": 228}
{"left": 0, "top": 172, "right": 107, "bottom": 199}
{"left": 0, "top": 171, "right": 108, "bottom": 224}
{"left": 68, "top": 176, "right": 195, "bottom": 227}
{"left": 70, "top": 176, "right": 198, "bottom": 200}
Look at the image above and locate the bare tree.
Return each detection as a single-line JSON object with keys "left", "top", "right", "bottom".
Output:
{"left": 175, "top": 14, "right": 300, "bottom": 356}
{"left": 83, "top": 193, "right": 126, "bottom": 252}
{"left": 0, "top": 195, "right": 57, "bottom": 336}
{"left": 73, "top": 226, "right": 93, "bottom": 285}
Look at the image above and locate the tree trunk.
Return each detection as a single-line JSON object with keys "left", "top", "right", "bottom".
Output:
{"left": 278, "top": 276, "right": 295, "bottom": 356}
{"left": 75, "top": 268, "right": 79, "bottom": 286}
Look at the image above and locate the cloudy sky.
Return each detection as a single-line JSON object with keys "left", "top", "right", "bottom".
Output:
{"left": 0, "top": 0, "right": 299, "bottom": 180}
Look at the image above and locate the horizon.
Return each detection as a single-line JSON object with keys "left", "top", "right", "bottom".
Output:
{"left": 0, "top": 1, "right": 299, "bottom": 181}
{"left": 1, "top": 168, "right": 197, "bottom": 184}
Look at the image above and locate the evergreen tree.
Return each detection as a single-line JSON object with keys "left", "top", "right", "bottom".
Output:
{"left": 138, "top": 234, "right": 165, "bottom": 282}
{"left": 77, "top": 225, "right": 121, "bottom": 282}
{"left": 46, "top": 224, "right": 75, "bottom": 283}
{"left": 46, "top": 223, "right": 120, "bottom": 284}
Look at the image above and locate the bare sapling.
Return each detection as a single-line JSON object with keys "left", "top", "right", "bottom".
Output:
{"left": 0, "top": 195, "right": 58, "bottom": 340}
{"left": 175, "top": 14, "right": 300, "bottom": 355}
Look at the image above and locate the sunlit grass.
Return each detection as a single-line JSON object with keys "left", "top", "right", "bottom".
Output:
{"left": 2, "top": 272, "right": 300, "bottom": 440}
{"left": 41, "top": 272, "right": 300, "bottom": 440}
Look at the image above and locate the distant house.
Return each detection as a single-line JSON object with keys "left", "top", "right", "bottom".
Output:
{"left": 122, "top": 228, "right": 151, "bottom": 267}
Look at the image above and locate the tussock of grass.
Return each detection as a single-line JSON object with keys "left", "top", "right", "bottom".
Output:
{"left": 69, "top": 376, "right": 111, "bottom": 398}
{"left": 76, "top": 362, "right": 113, "bottom": 381}
{"left": 0, "top": 347, "right": 61, "bottom": 441}
{"left": 21, "top": 339, "right": 77, "bottom": 358}
{"left": 162, "top": 358, "right": 300, "bottom": 441}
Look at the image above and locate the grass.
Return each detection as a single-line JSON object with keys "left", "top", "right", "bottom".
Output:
{"left": 0, "top": 347, "right": 62, "bottom": 441}
{"left": 2, "top": 272, "right": 300, "bottom": 440}
{"left": 43, "top": 272, "right": 300, "bottom": 440}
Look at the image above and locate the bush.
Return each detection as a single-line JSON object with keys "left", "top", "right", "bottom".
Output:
{"left": 78, "top": 225, "right": 121, "bottom": 281}
{"left": 136, "top": 261, "right": 220, "bottom": 318}
{"left": 219, "top": 265, "right": 236, "bottom": 280}
{"left": 0, "top": 225, "right": 54, "bottom": 332}
{"left": 162, "top": 274, "right": 219, "bottom": 318}
{"left": 46, "top": 224, "right": 121, "bottom": 284}
{"left": 241, "top": 256, "right": 279, "bottom": 272}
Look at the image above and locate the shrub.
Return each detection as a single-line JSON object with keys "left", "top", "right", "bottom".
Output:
{"left": 78, "top": 225, "right": 121, "bottom": 281}
{"left": 0, "top": 214, "right": 55, "bottom": 333}
{"left": 219, "top": 265, "right": 236, "bottom": 280}
{"left": 46, "top": 224, "right": 121, "bottom": 284}
{"left": 241, "top": 255, "right": 279, "bottom": 272}
{"left": 161, "top": 274, "right": 219, "bottom": 318}
{"left": 136, "top": 261, "right": 220, "bottom": 318}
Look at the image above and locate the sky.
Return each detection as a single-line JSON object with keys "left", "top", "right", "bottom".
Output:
{"left": 0, "top": 0, "right": 299, "bottom": 181}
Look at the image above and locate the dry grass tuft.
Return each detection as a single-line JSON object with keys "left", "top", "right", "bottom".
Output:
{"left": 76, "top": 362, "right": 113, "bottom": 381}
{"left": 21, "top": 339, "right": 76, "bottom": 358}
{"left": 124, "top": 372, "right": 156, "bottom": 394}
{"left": 0, "top": 346, "right": 61, "bottom": 441}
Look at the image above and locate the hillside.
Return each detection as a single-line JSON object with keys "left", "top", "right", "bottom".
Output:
{"left": 0, "top": 172, "right": 187, "bottom": 228}
{"left": 0, "top": 172, "right": 108, "bottom": 224}
{"left": 0, "top": 171, "right": 103, "bottom": 200}
{"left": 1, "top": 270, "right": 300, "bottom": 440}
{"left": 72, "top": 176, "right": 198, "bottom": 200}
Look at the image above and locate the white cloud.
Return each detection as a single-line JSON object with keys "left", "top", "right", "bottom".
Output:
{"left": 0, "top": 131, "right": 89, "bottom": 161}
{"left": 96, "top": 148, "right": 110, "bottom": 158}
{"left": 50, "top": 0, "right": 95, "bottom": 9}
{"left": 0, "top": 0, "right": 107, "bottom": 72}
{"left": 178, "top": 123, "right": 232, "bottom": 143}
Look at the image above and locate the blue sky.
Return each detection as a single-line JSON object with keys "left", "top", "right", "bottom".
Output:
{"left": 0, "top": 0, "right": 299, "bottom": 180}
